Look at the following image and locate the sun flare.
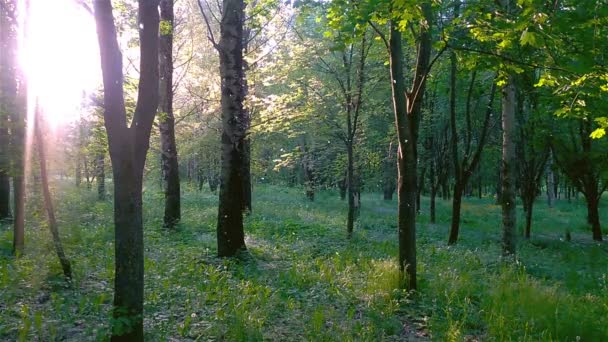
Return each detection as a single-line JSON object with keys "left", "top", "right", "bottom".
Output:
{"left": 20, "top": 0, "right": 101, "bottom": 127}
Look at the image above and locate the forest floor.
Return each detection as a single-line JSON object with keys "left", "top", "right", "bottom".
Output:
{"left": 0, "top": 182, "right": 607, "bottom": 341}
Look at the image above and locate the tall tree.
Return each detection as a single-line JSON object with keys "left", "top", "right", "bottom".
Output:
{"left": 553, "top": 119, "right": 607, "bottom": 241}
{"left": 386, "top": 2, "right": 434, "bottom": 289}
{"left": 1, "top": 0, "right": 25, "bottom": 254}
{"left": 447, "top": 67, "right": 497, "bottom": 245}
{"left": 159, "top": 0, "right": 181, "bottom": 228}
{"left": 500, "top": 74, "right": 517, "bottom": 256}
{"left": 0, "top": 0, "right": 14, "bottom": 222}
{"left": 93, "top": 0, "right": 160, "bottom": 339}
{"left": 216, "top": 0, "right": 248, "bottom": 256}
{"left": 516, "top": 75, "right": 549, "bottom": 239}
{"left": 34, "top": 102, "right": 72, "bottom": 281}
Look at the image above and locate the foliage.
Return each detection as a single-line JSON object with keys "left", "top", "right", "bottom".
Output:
{"left": 1, "top": 182, "right": 607, "bottom": 340}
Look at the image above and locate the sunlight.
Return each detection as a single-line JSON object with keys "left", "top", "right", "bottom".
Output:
{"left": 20, "top": 0, "right": 101, "bottom": 127}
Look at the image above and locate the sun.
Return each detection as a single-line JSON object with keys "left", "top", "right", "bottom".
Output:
{"left": 20, "top": 0, "right": 101, "bottom": 127}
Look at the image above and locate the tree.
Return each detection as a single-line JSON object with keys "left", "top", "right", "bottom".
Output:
{"left": 516, "top": 74, "right": 550, "bottom": 239}
{"left": 386, "top": 2, "right": 435, "bottom": 289}
{"left": 215, "top": 0, "right": 248, "bottom": 256}
{"left": 500, "top": 74, "right": 517, "bottom": 256}
{"left": 553, "top": 119, "right": 607, "bottom": 241}
{"left": 0, "top": 0, "right": 14, "bottom": 222}
{"left": 93, "top": 0, "right": 160, "bottom": 339}
{"left": 159, "top": 0, "right": 181, "bottom": 228}
{"left": 447, "top": 67, "right": 497, "bottom": 245}
{"left": 1, "top": 0, "right": 25, "bottom": 254}
{"left": 34, "top": 102, "right": 72, "bottom": 281}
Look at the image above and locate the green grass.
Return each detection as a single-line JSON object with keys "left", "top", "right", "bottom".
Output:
{"left": 0, "top": 182, "right": 607, "bottom": 341}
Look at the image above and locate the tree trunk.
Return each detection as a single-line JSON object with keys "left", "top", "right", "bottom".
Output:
{"left": 2, "top": 1, "right": 25, "bottom": 253}
{"left": 159, "top": 0, "right": 181, "bottom": 228}
{"left": 429, "top": 158, "right": 437, "bottom": 224}
{"left": 216, "top": 0, "right": 247, "bottom": 257}
{"left": 242, "top": 138, "right": 252, "bottom": 213}
{"left": 478, "top": 174, "right": 482, "bottom": 199}
{"left": 339, "top": 173, "right": 347, "bottom": 200}
{"left": 383, "top": 142, "right": 396, "bottom": 201}
{"left": 416, "top": 167, "right": 425, "bottom": 214}
{"left": 96, "top": 153, "right": 105, "bottom": 201}
{"left": 388, "top": 3, "right": 432, "bottom": 289}
{"left": 347, "top": 142, "right": 355, "bottom": 238}
{"left": 0, "top": 2, "right": 12, "bottom": 222}
{"left": 94, "top": 1, "right": 160, "bottom": 340}
{"left": 302, "top": 150, "right": 315, "bottom": 201}
{"left": 75, "top": 156, "right": 82, "bottom": 187}
{"left": 209, "top": 173, "right": 219, "bottom": 192}
{"left": 0, "top": 122, "right": 9, "bottom": 221}
{"left": 35, "top": 104, "right": 72, "bottom": 280}
{"left": 501, "top": 75, "right": 517, "bottom": 256}
{"left": 524, "top": 200, "right": 533, "bottom": 239}
{"left": 448, "top": 184, "right": 463, "bottom": 245}
{"left": 546, "top": 150, "right": 555, "bottom": 207}
{"left": 587, "top": 195, "right": 602, "bottom": 241}
{"left": 430, "top": 186, "right": 437, "bottom": 224}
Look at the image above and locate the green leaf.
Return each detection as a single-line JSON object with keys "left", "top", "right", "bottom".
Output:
{"left": 160, "top": 20, "right": 172, "bottom": 36}
{"left": 590, "top": 128, "right": 606, "bottom": 139}
{"left": 520, "top": 28, "right": 540, "bottom": 47}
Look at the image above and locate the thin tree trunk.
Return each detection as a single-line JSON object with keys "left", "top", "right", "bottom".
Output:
{"left": 159, "top": 0, "right": 181, "bottom": 228}
{"left": 75, "top": 155, "right": 82, "bottom": 187}
{"left": 430, "top": 186, "right": 437, "bottom": 224}
{"left": 501, "top": 75, "right": 517, "bottom": 256}
{"left": 546, "top": 150, "right": 555, "bottom": 207}
{"left": 383, "top": 142, "right": 396, "bottom": 200}
{"left": 429, "top": 157, "right": 437, "bottom": 224}
{"left": 416, "top": 167, "right": 426, "bottom": 214}
{"left": 339, "top": 172, "right": 347, "bottom": 200}
{"left": 448, "top": 184, "right": 463, "bottom": 244}
{"left": 96, "top": 153, "right": 105, "bottom": 200}
{"left": 2, "top": 0, "right": 25, "bottom": 254}
{"left": 347, "top": 142, "right": 355, "bottom": 238}
{"left": 587, "top": 195, "right": 602, "bottom": 241}
{"left": 12, "top": 72, "right": 25, "bottom": 252}
{"left": 216, "top": 0, "right": 247, "bottom": 257}
{"left": 35, "top": 104, "right": 72, "bottom": 280}
{"left": 242, "top": 138, "right": 252, "bottom": 213}
{"left": 0, "top": 1, "right": 12, "bottom": 221}
{"left": 524, "top": 200, "right": 533, "bottom": 239}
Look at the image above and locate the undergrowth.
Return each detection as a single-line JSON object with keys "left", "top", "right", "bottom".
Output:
{"left": 0, "top": 182, "right": 606, "bottom": 340}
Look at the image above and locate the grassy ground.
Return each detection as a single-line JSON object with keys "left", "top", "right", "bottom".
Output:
{"left": 0, "top": 182, "right": 607, "bottom": 341}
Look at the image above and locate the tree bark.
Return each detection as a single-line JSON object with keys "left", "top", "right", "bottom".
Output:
{"left": 35, "top": 104, "right": 72, "bottom": 280}
{"left": 388, "top": 3, "right": 432, "bottom": 290}
{"left": 159, "top": 0, "right": 181, "bottom": 228}
{"left": 216, "top": 0, "right": 247, "bottom": 257}
{"left": 587, "top": 195, "right": 602, "bottom": 241}
{"left": 501, "top": 75, "right": 517, "bottom": 256}
{"left": 93, "top": 1, "right": 160, "bottom": 340}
